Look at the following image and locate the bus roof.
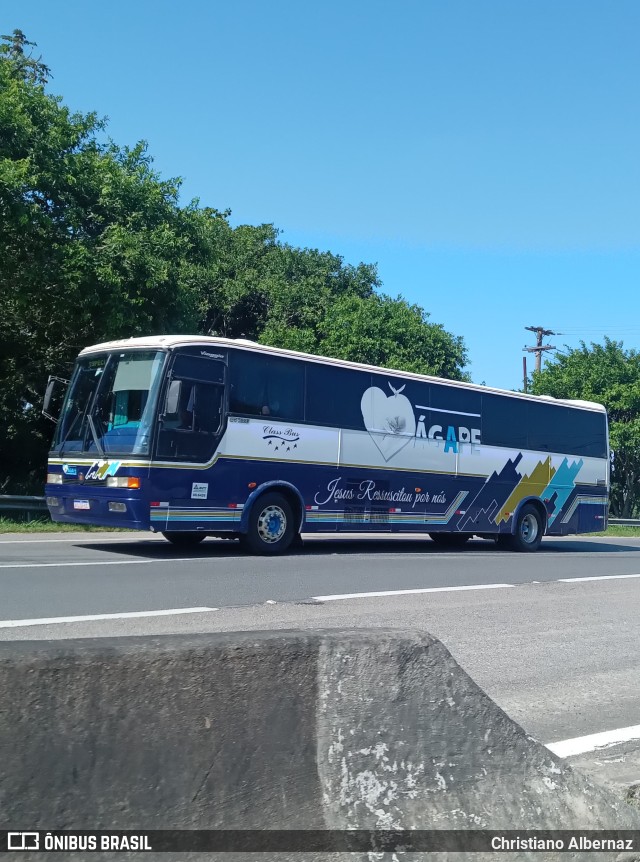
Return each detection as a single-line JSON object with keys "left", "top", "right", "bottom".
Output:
{"left": 79, "top": 335, "right": 607, "bottom": 414}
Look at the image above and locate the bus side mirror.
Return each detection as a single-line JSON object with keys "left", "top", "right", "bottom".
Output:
{"left": 164, "top": 379, "right": 182, "bottom": 416}
{"left": 42, "top": 376, "right": 69, "bottom": 423}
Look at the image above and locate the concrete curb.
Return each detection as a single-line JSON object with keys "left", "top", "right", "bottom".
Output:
{"left": 1, "top": 630, "right": 638, "bottom": 860}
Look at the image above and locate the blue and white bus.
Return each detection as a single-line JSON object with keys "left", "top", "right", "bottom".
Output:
{"left": 44, "top": 335, "right": 609, "bottom": 553}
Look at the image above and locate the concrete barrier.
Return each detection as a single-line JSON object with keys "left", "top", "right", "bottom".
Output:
{"left": 1, "top": 630, "right": 639, "bottom": 860}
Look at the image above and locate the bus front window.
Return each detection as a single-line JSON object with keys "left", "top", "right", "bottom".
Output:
{"left": 53, "top": 351, "right": 166, "bottom": 457}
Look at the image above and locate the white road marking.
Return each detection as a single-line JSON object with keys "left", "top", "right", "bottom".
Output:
{"left": 0, "top": 607, "right": 217, "bottom": 628}
{"left": 0, "top": 536, "right": 157, "bottom": 544}
{"left": 0, "top": 558, "right": 208, "bottom": 569}
{"left": 559, "top": 573, "right": 640, "bottom": 583}
{"left": 313, "top": 583, "right": 514, "bottom": 601}
{"left": 311, "top": 574, "right": 640, "bottom": 601}
{"left": 546, "top": 725, "right": 640, "bottom": 758}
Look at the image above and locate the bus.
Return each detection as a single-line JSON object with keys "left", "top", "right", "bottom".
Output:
{"left": 43, "top": 335, "right": 609, "bottom": 554}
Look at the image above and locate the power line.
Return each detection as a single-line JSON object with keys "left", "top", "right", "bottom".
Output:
{"left": 546, "top": 327, "right": 640, "bottom": 334}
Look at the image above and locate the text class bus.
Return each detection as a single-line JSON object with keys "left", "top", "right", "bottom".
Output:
{"left": 44, "top": 335, "right": 610, "bottom": 554}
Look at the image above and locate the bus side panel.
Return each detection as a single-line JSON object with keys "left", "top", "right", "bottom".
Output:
{"left": 143, "top": 416, "right": 609, "bottom": 539}
{"left": 544, "top": 485, "right": 608, "bottom": 536}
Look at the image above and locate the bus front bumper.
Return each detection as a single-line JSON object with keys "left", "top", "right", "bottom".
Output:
{"left": 45, "top": 486, "right": 148, "bottom": 530}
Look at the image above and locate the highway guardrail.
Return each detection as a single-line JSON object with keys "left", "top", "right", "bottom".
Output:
{"left": 608, "top": 517, "right": 640, "bottom": 527}
{"left": 0, "top": 494, "right": 48, "bottom": 519}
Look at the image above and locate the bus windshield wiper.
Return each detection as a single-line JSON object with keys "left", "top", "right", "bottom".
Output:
{"left": 87, "top": 411, "right": 105, "bottom": 458}
{"left": 59, "top": 393, "right": 92, "bottom": 459}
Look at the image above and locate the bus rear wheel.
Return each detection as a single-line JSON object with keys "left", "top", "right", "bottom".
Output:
{"left": 162, "top": 531, "right": 207, "bottom": 547}
{"left": 506, "top": 504, "right": 543, "bottom": 552}
{"left": 429, "top": 532, "right": 470, "bottom": 548}
{"left": 241, "top": 492, "right": 295, "bottom": 556}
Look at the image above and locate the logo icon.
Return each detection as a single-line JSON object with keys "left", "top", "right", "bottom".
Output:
{"left": 361, "top": 382, "right": 416, "bottom": 462}
{"left": 262, "top": 426, "right": 300, "bottom": 455}
{"left": 8, "top": 833, "right": 40, "bottom": 851}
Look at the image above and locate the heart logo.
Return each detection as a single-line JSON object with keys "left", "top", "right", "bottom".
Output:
{"left": 361, "top": 384, "right": 416, "bottom": 462}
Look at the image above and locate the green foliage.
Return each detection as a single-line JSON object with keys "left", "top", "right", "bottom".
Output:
{"left": 531, "top": 338, "right": 640, "bottom": 516}
{"left": 316, "top": 293, "right": 468, "bottom": 378}
{"left": 0, "top": 32, "right": 469, "bottom": 493}
{"left": 0, "top": 33, "right": 212, "bottom": 491}
{"left": 0, "top": 29, "right": 50, "bottom": 84}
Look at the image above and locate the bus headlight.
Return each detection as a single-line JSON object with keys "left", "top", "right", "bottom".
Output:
{"left": 106, "top": 476, "right": 141, "bottom": 489}
{"left": 46, "top": 473, "right": 63, "bottom": 484}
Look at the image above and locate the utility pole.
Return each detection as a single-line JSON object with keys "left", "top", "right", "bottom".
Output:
{"left": 524, "top": 326, "right": 556, "bottom": 374}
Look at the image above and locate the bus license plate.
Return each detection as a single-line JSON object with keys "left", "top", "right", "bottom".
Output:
{"left": 73, "top": 500, "right": 90, "bottom": 510}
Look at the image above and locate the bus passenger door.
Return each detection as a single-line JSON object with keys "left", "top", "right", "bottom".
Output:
{"left": 150, "top": 355, "right": 226, "bottom": 530}
{"left": 156, "top": 380, "right": 223, "bottom": 463}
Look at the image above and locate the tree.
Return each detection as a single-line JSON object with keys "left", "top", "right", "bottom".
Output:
{"left": 314, "top": 293, "right": 468, "bottom": 379}
{"left": 0, "top": 34, "right": 207, "bottom": 491}
{"left": 195, "top": 235, "right": 468, "bottom": 379}
{"left": 0, "top": 29, "right": 50, "bottom": 85}
{"left": 531, "top": 338, "right": 640, "bottom": 516}
{"left": 0, "top": 31, "right": 469, "bottom": 493}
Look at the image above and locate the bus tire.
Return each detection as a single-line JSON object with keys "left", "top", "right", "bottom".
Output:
{"left": 429, "top": 532, "right": 470, "bottom": 547}
{"left": 162, "top": 531, "right": 207, "bottom": 546}
{"left": 508, "top": 504, "right": 543, "bottom": 552}
{"left": 242, "top": 492, "right": 295, "bottom": 555}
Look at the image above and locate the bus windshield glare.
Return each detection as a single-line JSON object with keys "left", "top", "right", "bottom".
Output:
{"left": 53, "top": 350, "right": 166, "bottom": 456}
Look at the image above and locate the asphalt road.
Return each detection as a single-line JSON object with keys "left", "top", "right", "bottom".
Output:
{"left": 2, "top": 531, "right": 640, "bottom": 795}
{"left": 2, "top": 532, "right": 640, "bottom": 619}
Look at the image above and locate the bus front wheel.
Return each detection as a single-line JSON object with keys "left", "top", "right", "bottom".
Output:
{"left": 162, "top": 531, "right": 207, "bottom": 547}
{"left": 507, "top": 504, "right": 543, "bottom": 552}
{"left": 242, "top": 492, "right": 295, "bottom": 555}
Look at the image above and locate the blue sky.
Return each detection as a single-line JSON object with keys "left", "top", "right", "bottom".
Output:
{"left": 5, "top": 0, "right": 640, "bottom": 389}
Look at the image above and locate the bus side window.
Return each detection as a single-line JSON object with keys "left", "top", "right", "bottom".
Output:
{"left": 229, "top": 352, "right": 264, "bottom": 415}
{"left": 230, "top": 352, "right": 304, "bottom": 422}
{"left": 305, "top": 363, "right": 367, "bottom": 429}
{"left": 191, "top": 384, "right": 222, "bottom": 433}
{"left": 482, "top": 393, "right": 527, "bottom": 450}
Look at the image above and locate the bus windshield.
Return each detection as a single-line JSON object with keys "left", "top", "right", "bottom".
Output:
{"left": 53, "top": 350, "right": 166, "bottom": 456}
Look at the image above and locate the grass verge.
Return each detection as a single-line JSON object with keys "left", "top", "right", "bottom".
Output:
{"left": 0, "top": 518, "right": 133, "bottom": 534}
{"left": 584, "top": 525, "right": 640, "bottom": 538}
